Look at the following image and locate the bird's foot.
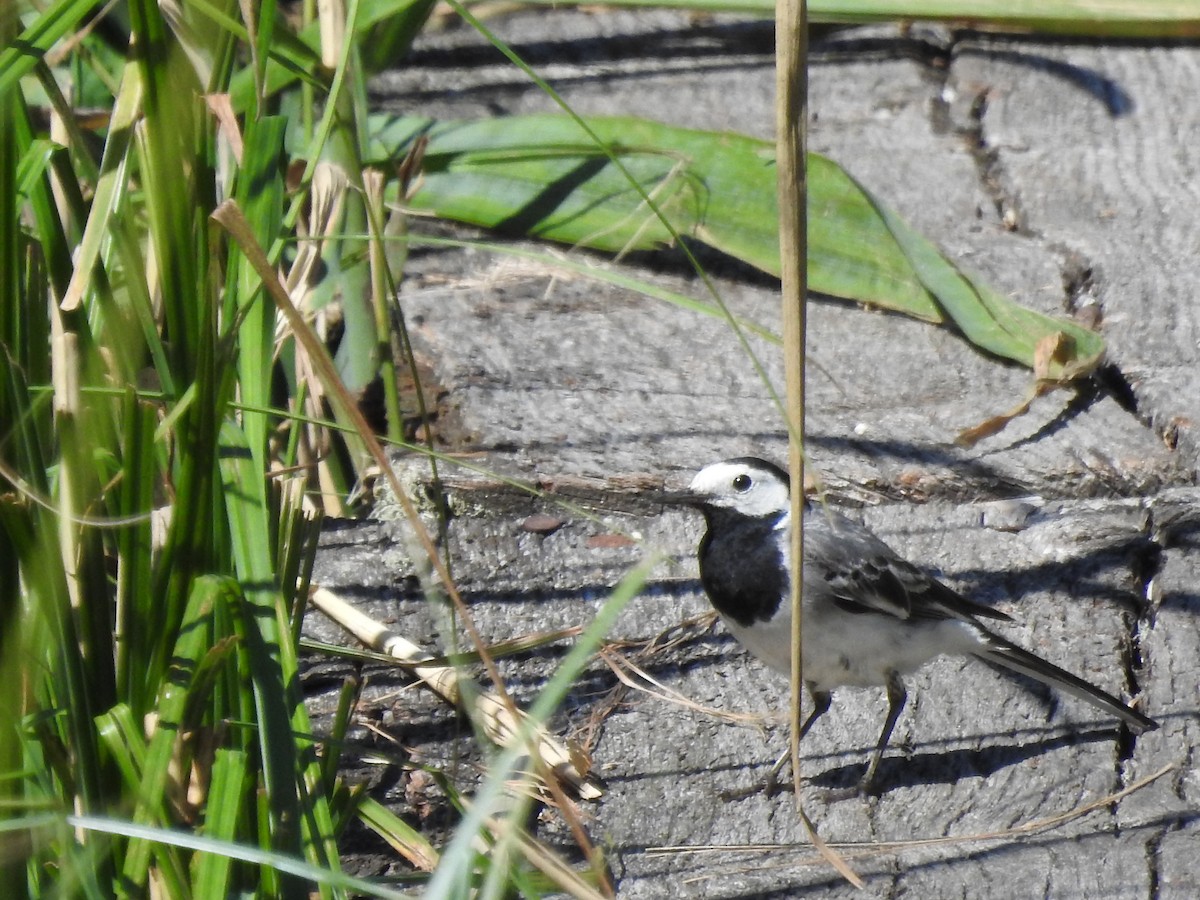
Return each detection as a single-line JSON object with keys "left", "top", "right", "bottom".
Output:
{"left": 719, "top": 769, "right": 791, "bottom": 802}
{"left": 817, "top": 784, "right": 868, "bottom": 804}
{"left": 813, "top": 770, "right": 882, "bottom": 803}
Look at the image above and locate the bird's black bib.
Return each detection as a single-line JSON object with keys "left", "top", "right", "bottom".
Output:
{"left": 697, "top": 506, "right": 787, "bottom": 628}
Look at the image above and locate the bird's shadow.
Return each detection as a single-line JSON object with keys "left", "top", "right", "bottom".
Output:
{"left": 805, "top": 726, "right": 1120, "bottom": 795}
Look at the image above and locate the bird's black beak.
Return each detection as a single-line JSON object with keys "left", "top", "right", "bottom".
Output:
{"left": 654, "top": 488, "right": 704, "bottom": 508}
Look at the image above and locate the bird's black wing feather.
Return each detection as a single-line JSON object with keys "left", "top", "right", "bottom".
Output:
{"left": 809, "top": 509, "right": 1012, "bottom": 624}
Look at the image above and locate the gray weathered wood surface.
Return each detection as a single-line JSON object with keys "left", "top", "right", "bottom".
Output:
{"left": 307, "top": 13, "right": 1200, "bottom": 896}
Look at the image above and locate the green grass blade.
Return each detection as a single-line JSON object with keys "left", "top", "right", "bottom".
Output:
{"left": 66, "top": 61, "right": 177, "bottom": 391}
{"left": 13, "top": 94, "right": 74, "bottom": 300}
{"left": 810, "top": 0, "right": 1200, "bottom": 37}
{"left": 128, "top": 0, "right": 206, "bottom": 379}
{"left": 221, "top": 0, "right": 437, "bottom": 111}
{"left": 121, "top": 576, "right": 236, "bottom": 893}
{"left": 230, "top": 115, "right": 289, "bottom": 471}
{"left": 113, "top": 390, "right": 157, "bottom": 699}
{"left": 354, "top": 794, "right": 440, "bottom": 873}
{"left": 218, "top": 420, "right": 304, "bottom": 861}
{"left": 319, "top": 678, "right": 361, "bottom": 793}
{"left": 426, "top": 557, "right": 658, "bottom": 899}
{"left": 218, "top": 420, "right": 342, "bottom": 892}
{"left": 0, "top": 7, "right": 21, "bottom": 371}
{"left": 192, "top": 748, "right": 249, "bottom": 897}
{"left": 502, "top": 0, "right": 1200, "bottom": 38}
{"left": 94, "top": 703, "right": 149, "bottom": 796}
{"left": 186, "top": 0, "right": 327, "bottom": 106}
{"left": 251, "top": 0, "right": 281, "bottom": 109}
{"left": 14, "top": 138, "right": 58, "bottom": 200}
{"left": 63, "top": 813, "right": 420, "bottom": 899}
{"left": 0, "top": 0, "right": 99, "bottom": 101}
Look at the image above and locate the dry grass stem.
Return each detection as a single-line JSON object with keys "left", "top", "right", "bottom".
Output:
{"left": 599, "top": 648, "right": 770, "bottom": 731}
{"left": 647, "top": 762, "right": 1177, "bottom": 886}
{"left": 309, "top": 586, "right": 603, "bottom": 800}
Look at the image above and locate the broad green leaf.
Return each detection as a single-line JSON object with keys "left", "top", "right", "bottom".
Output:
{"left": 855, "top": 178, "right": 1104, "bottom": 381}
{"left": 369, "top": 113, "right": 1103, "bottom": 379}
{"left": 370, "top": 113, "right": 939, "bottom": 317}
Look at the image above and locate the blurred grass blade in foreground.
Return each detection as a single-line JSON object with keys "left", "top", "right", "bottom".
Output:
{"left": 502, "top": 0, "right": 1200, "bottom": 39}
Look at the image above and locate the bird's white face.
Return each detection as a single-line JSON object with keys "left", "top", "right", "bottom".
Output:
{"left": 688, "top": 459, "right": 790, "bottom": 520}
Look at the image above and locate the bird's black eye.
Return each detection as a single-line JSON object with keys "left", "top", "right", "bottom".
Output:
{"left": 732, "top": 474, "right": 752, "bottom": 492}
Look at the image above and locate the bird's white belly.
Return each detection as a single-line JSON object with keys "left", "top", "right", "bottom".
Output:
{"left": 721, "top": 610, "right": 983, "bottom": 692}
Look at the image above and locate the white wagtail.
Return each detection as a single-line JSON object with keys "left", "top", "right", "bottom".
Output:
{"left": 682, "top": 457, "right": 1157, "bottom": 793}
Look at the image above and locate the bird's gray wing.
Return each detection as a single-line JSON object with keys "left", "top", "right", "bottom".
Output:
{"left": 806, "top": 506, "right": 1012, "bottom": 624}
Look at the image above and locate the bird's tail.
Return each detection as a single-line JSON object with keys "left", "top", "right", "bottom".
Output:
{"left": 973, "top": 636, "right": 1157, "bottom": 733}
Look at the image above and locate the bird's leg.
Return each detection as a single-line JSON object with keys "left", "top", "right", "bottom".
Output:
{"left": 799, "top": 686, "right": 833, "bottom": 740}
{"left": 763, "top": 686, "right": 832, "bottom": 796}
{"left": 761, "top": 748, "right": 791, "bottom": 798}
{"left": 858, "top": 672, "right": 906, "bottom": 794}
{"left": 723, "top": 686, "right": 831, "bottom": 801}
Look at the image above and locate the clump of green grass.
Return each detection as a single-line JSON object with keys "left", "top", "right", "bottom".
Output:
{"left": 0, "top": 1, "right": 651, "bottom": 893}
{"left": 2, "top": 0, "right": 438, "bottom": 894}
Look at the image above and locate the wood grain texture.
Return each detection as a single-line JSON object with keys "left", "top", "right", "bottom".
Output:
{"left": 305, "top": 13, "right": 1200, "bottom": 896}
{"left": 950, "top": 38, "right": 1200, "bottom": 460}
